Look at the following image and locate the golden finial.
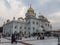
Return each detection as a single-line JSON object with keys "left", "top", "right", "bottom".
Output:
{"left": 27, "top": 4, "right": 34, "bottom": 14}
{"left": 30, "top": 4, "right": 32, "bottom": 8}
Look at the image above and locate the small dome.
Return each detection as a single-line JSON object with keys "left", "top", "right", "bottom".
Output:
{"left": 39, "top": 13, "right": 44, "bottom": 18}
{"left": 27, "top": 5, "right": 34, "bottom": 13}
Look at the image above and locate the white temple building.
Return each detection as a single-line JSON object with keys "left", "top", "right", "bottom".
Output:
{"left": 3, "top": 6, "right": 52, "bottom": 35}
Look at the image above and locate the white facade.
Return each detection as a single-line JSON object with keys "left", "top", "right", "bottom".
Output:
{"left": 3, "top": 6, "right": 52, "bottom": 35}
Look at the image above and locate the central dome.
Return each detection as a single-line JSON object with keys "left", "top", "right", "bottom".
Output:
{"left": 27, "top": 5, "right": 34, "bottom": 13}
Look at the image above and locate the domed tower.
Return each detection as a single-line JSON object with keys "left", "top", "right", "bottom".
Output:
{"left": 25, "top": 5, "right": 36, "bottom": 34}
{"left": 25, "top": 5, "right": 36, "bottom": 18}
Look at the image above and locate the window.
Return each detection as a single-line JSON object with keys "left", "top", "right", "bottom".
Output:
{"left": 28, "top": 21, "right": 30, "bottom": 24}
{"left": 20, "top": 26, "right": 22, "bottom": 29}
{"left": 43, "top": 29, "right": 45, "bottom": 32}
{"left": 48, "top": 24, "right": 49, "bottom": 27}
{"left": 29, "top": 32, "right": 30, "bottom": 35}
{"left": 28, "top": 27, "right": 30, "bottom": 30}
{"left": 19, "top": 31, "right": 22, "bottom": 34}
{"left": 15, "top": 26, "right": 17, "bottom": 29}
{"left": 36, "top": 22, "right": 38, "bottom": 25}
{"left": 41, "top": 26, "right": 44, "bottom": 28}
{"left": 24, "top": 27, "right": 26, "bottom": 29}
{"left": 14, "top": 31, "right": 18, "bottom": 34}
{"left": 36, "top": 30, "right": 39, "bottom": 33}
{"left": 33, "top": 21, "right": 35, "bottom": 24}
{"left": 45, "top": 24, "right": 47, "bottom": 26}
{"left": 33, "top": 27, "right": 35, "bottom": 30}
{"left": 24, "top": 31, "right": 26, "bottom": 34}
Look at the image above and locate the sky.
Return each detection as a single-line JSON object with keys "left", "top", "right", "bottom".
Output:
{"left": 0, "top": 0, "right": 60, "bottom": 30}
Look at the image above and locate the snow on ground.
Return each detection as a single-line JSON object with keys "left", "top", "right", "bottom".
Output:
{"left": 0, "top": 38, "right": 24, "bottom": 45}
{"left": 23, "top": 38, "right": 58, "bottom": 45}
{"left": 1, "top": 38, "right": 10, "bottom": 42}
{"left": 0, "top": 37, "right": 58, "bottom": 45}
{"left": 0, "top": 43, "right": 24, "bottom": 45}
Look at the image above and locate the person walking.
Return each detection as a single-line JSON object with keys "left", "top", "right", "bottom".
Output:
{"left": 11, "top": 34, "right": 17, "bottom": 44}
{"left": 0, "top": 35, "right": 1, "bottom": 42}
{"left": 37, "top": 33, "right": 41, "bottom": 40}
{"left": 58, "top": 35, "right": 60, "bottom": 45}
{"left": 11, "top": 34, "right": 14, "bottom": 44}
{"left": 14, "top": 34, "right": 17, "bottom": 43}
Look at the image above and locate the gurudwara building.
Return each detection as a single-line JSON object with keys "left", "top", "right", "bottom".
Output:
{"left": 3, "top": 6, "right": 52, "bottom": 35}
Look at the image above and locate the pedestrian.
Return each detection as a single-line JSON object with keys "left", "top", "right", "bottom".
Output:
{"left": 58, "top": 35, "right": 60, "bottom": 45}
{"left": 11, "top": 34, "right": 17, "bottom": 44}
{"left": 14, "top": 34, "right": 17, "bottom": 44}
{"left": 0, "top": 34, "right": 1, "bottom": 42}
{"left": 11, "top": 34, "right": 14, "bottom": 44}
{"left": 37, "top": 33, "right": 41, "bottom": 40}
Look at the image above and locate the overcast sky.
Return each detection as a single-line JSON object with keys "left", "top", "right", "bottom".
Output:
{"left": 0, "top": 0, "right": 60, "bottom": 30}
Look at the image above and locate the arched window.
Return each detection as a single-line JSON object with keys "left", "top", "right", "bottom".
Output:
{"left": 24, "top": 31, "right": 26, "bottom": 34}
{"left": 14, "top": 31, "right": 18, "bottom": 34}
{"left": 41, "top": 26, "right": 44, "bottom": 28}
{"left": 36, "top": 22, "right": 38, "bottom": 25}
{"left": 33, "top": 27, "right": 35, "bottom": 30}
{"left": 28, "top": 27, "right": 30, "bottom": 30}
{"left": 15, "top": 25, "right": 17, "bottom": 29}
{"left": 24, "top": 27, "right": 26, "bottom": 29}
{"left": 20, "top": 26, "right": 22, "bottom": 29}
{"left": 33, "top": 21, "right": 35, "bottom": 24}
